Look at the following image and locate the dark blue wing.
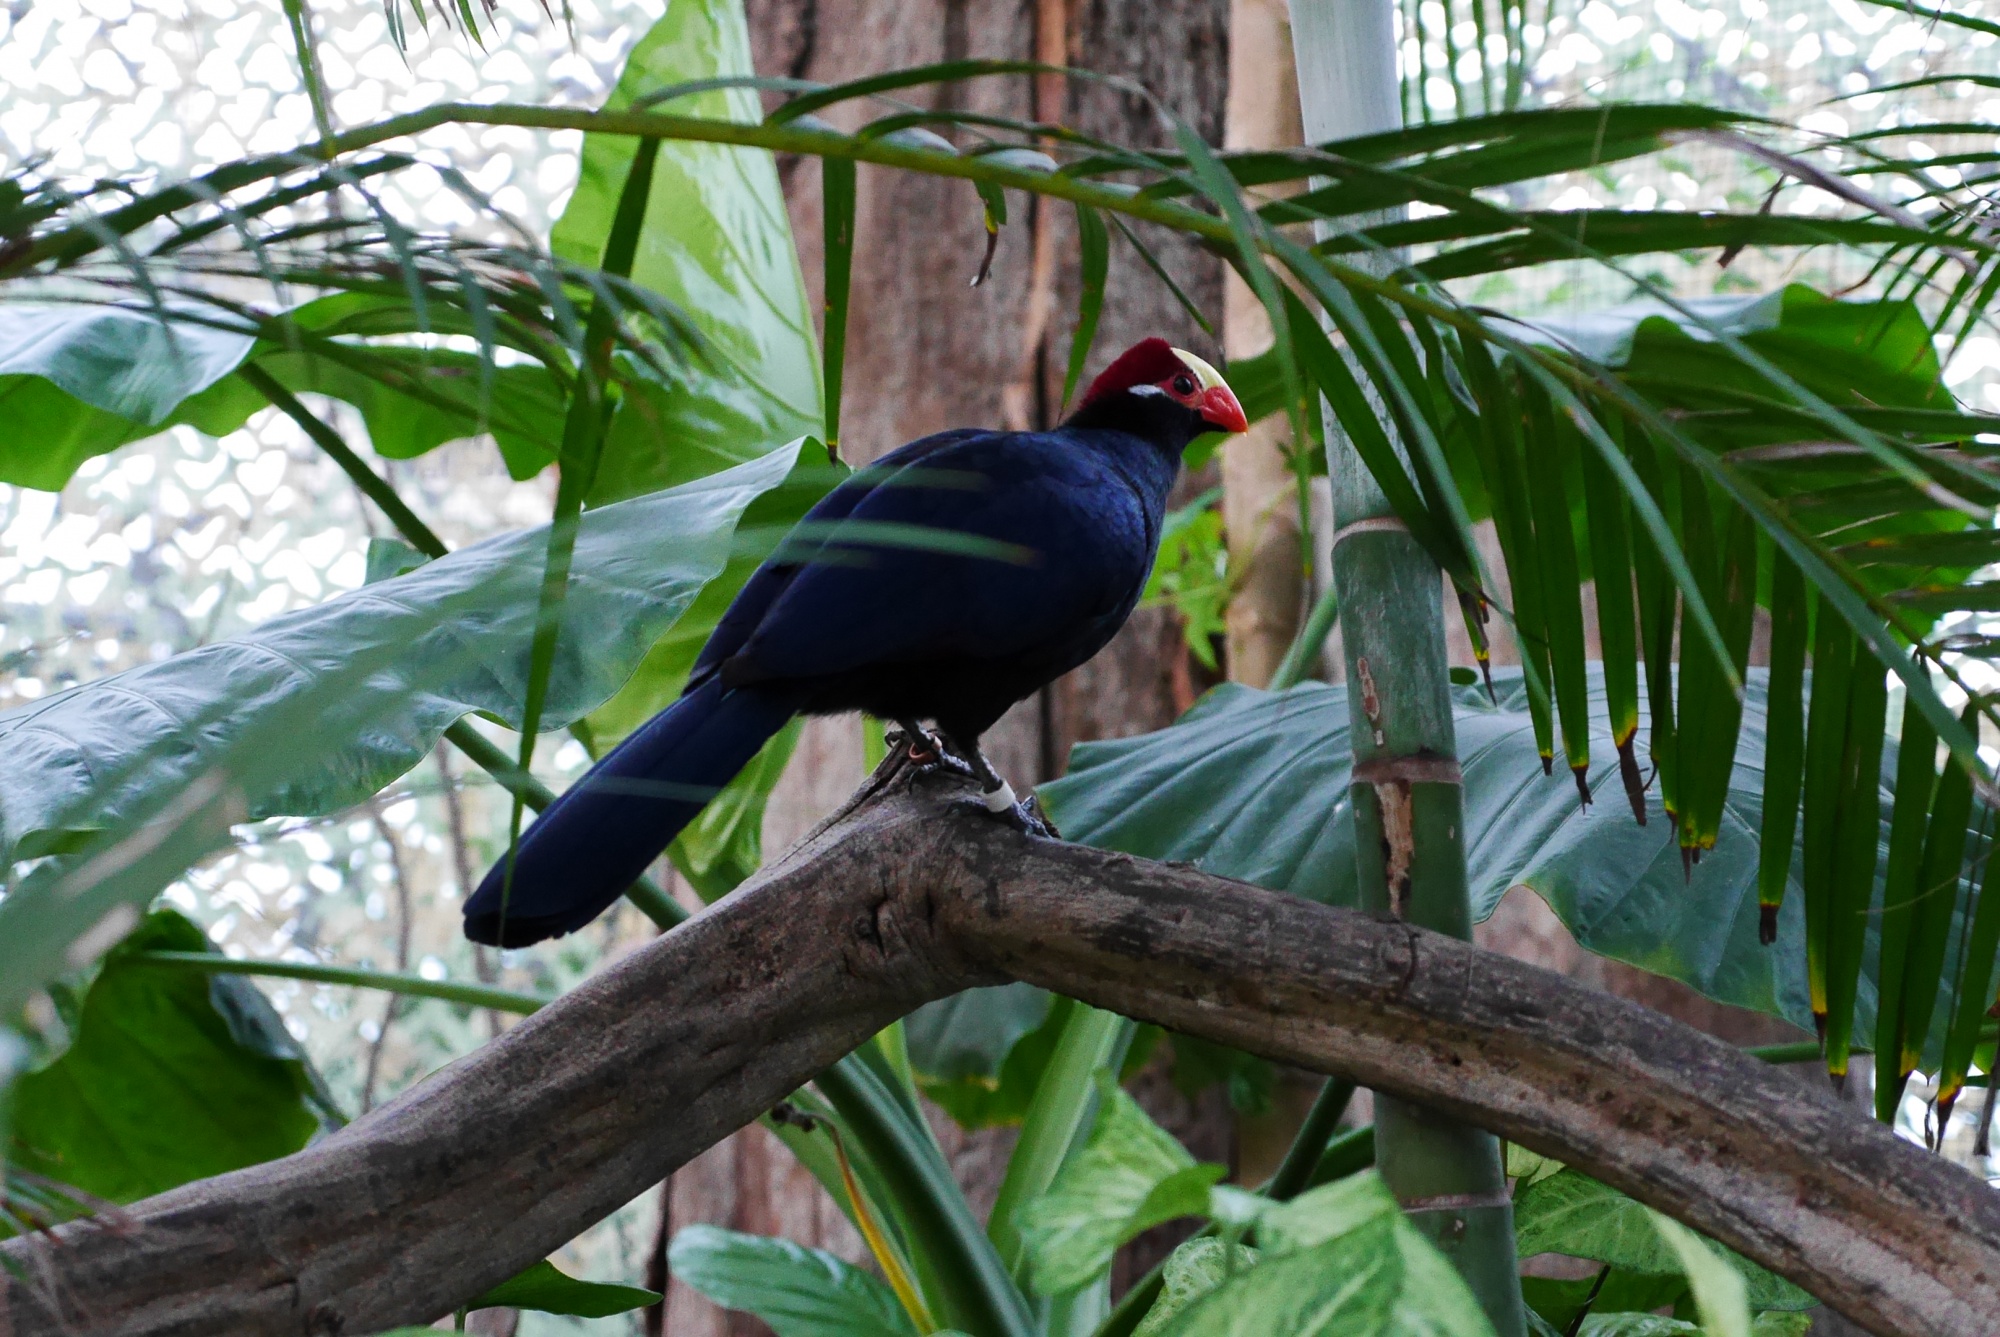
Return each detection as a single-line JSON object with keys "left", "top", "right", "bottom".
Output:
{"left": 690, "top": 429, "right": 988, "bottom": 687}
{"left": 724, "top": 430, "right": 1155, "bottom": 683}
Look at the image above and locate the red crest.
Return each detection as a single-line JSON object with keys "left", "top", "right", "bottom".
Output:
{"left": 1076, "top": 338, "right": 1192, "bottom": 408}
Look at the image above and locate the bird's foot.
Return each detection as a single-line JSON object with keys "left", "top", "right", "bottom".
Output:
{"left": 976, "top": 781, "right": 1061, "bottom": 838}
{"left": 886, "top": 725, "right": 978, "bottom": 781}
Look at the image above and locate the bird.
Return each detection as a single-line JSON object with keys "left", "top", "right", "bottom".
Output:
{"left": 463, "top": 337, "right": 1249, "bottom": 947}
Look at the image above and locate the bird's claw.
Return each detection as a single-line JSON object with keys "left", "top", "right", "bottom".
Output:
{"left": 981, "top": 787, "right": 1060, "bottom": 839}
{"left": 887, "top": 727, "right": 977, "bottom": 781}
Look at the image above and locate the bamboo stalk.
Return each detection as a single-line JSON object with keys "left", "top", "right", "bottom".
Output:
{"left": 1289, "top": 4, "right": 1527, "bottom": 1331}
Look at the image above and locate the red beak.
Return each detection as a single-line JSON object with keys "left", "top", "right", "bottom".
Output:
{"left": 1196, "top": 383, "right": 1250, "bottom": 434}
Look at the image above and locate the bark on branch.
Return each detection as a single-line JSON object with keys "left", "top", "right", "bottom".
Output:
{"left": 4, "top": 760, "right": 1996, "bottom": 1337}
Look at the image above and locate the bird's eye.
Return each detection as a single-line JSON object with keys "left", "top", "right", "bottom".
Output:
{"left": 1172, "top": 373, "right": 1196, "bottom": 396}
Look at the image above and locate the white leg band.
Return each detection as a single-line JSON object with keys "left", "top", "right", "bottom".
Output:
{"left": 982, "top": 780, "right": 1019, "bottom": 813}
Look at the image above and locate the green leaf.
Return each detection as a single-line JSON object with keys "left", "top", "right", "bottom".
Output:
{"left": 1158, "top": 1174, "right": 1496, "bottom": 1337}
{"left": 1521, "top": 1272, "right": 1692, "bottom": 1333}
{"left": 905, "top": 983, "right": 1055, "bottom": 1086}
{"left": 549, "top": 0, "right": 820, "bottom": 509}
{"left": 1041, "top": 667, "right": 1977, "bottom": 1049}
{"left": 0, "top": 296, "right": 571, "bottom": 491}
{"left": 912, "top": 988, "right": 1071, "bottom": 1129}
{"left": 0, "top": 442, "right": 804, "bottom": 863}
{"left": 1651, "top": 1214, "right": 1752, "bottom": 1337}
{"left": 1015, "top": 1077, "right": 1224, "bottom": 1295}
{"left": 9, "top": 910, "right": 321, "bottom": 1203}
{"left": 1512, "top": 1171, "right": 1813, "bottom": 1312}
{"left": 1576, "top": 1318, "right": 1700, "bottom": 1336}
{"left": 467, "top": 1259, "right": 660, "bottom": 1318}
{"left": 668, "top": 1226, "right": 918, "bottom": 1336}
{"left": 1061, "top": 203, "right": 1110, "bottom": 414}
{"left": 0, "top": 305, "right": 252, "bottom": 422}
{"left": 0, "top": 305, "right": 253, "bottom": 488}
{"left": 1132, "top": 1238, "right": 1260, "bottom": 1337}
{"left": 990, "top": 1005, "right": 1135, "bottom": 1279}
{"left": 1519, "top": 288, "right": 1950, "bottom": 411}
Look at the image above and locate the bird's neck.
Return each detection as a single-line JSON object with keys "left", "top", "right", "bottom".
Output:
{"left": 1062, "top": 389, "right": 1205, "bottom": 453}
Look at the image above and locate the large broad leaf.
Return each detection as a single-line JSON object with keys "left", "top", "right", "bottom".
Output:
{"left": 1041, "top": 667, "right": 1967, "bottom": 1046}
{"left": 1153, "top": 1174, "right": 1495, "bottom": 1337}
{"left": 465, "top": 1259, "right": 660, "bottom": 1318}
{"left": 668, "top": 1224, "right": 920, "bottom": 1337}
{"left": 8, "top": 910, "right": 325, "bottom": 1203}
{"left": 1016, "top": 1077, "right": 1225, "bottom": 1296}
{"left": 1132, "top": 1238, "right": 1261, "bottom": 1337}
{"left": 550, "top": 0, "right": 821, "bottom": 510}
{"left": 0, "top": 304, "right": 255, "bottom": 488}
{"left": 1518, "top": 285, "right": 1947, "bottom": 409}
{"left": 905, "top": 984, "right": 1055, "bottom": 1087}
{"left": 548, "top": 4, "right": 824, "bottom": 892}
{"left": 0, "top": 295, "right": 570, "bottom": 489}
{"left": 0, "top": 441, "right": 804, "bottom": 863}
{"left": 1512, "top": 1170, "right": 1812, "bottom": 1312}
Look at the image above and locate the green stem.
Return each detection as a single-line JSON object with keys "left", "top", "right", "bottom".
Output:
{"left": 1290, "top": 3, "right": 1525, "bottom": 1330}
{"left": 988, "top": 1005, "right": 1133, "bottom": 1278}
{"left": 237, "top": 363, "right": 446, "bottom": 558}
{"left": 496, "top": 137, "right": 662, "bottom": 944}
{"left": 1263, "top": 1078, "right": 1357, "bottom": 1201}
{"left": 1267, "top": 583, "right": 1340, "bottom": 692}
{"left": 817, "top": 1057, "right": 1036, "bottom": 1337}
{"left": 236, "top": 366, "right": 683, "bottom": 934}
{"left": 279, "top": 0, "right": 336, "bottom": 155}
{"left": 442, "top": 720, "right": 684, "bottom": 930}
{"left": 130, "top": 951, "right": 547, "bottom": 1014}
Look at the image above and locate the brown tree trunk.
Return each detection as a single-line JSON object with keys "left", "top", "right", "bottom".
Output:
{"left": 655, "top": 2, "right": 1232, "bottom": 1329}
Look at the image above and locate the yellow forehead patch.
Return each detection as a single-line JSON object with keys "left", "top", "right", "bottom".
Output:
{"left": 1169, "top": 347, "right": 1229, "bottom": 393}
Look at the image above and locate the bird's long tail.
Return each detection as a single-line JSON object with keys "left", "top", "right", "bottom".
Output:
{"left": 463, "top": 677, "right": 796, "bottom": 947}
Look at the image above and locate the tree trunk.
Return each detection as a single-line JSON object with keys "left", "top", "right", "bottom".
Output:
{"left": 657, "top": 2, "right": 1232, "bottom": 1328}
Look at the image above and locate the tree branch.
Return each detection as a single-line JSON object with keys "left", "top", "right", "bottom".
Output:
{"left": 4, "top": 760, "right": 1994, "bottom": 1337}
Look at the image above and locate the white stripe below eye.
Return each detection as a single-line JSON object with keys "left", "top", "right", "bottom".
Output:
{"left": 1128, "top": 384, "right": 1169, "bottom": 398}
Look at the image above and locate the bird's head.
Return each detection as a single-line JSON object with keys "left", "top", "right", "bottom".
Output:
{"left": 1066, "top": 338, "right": 1251, "bottom": 450}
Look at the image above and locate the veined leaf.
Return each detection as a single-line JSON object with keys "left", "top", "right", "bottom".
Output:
{"left": 0, "top": 443, "right": 803, "bottom": 863}
{"left": 668, "top": 1225, "right": 919, "bottom": 1337}
{"left": 466, "top": 1259, "right": 660, "bottom": 1319}
{"left": 1512, "top": 1170, "right": 1811, "bottom": 1313}
{"left": 1156, "top": 1173, "right": 1495, "bottom": 1336}
{"left": 9, "top": 910, "right": 325, "bottom": 1203}
{"left": 1015, "top": 1075, "right": 1223, "bottom": 1296}
{"left": 1131, "top": 1238, "right": 1260, "bottom": 1337}
{"left": 549, "top": 0, "right": 820, "bottom": 509}
{"left": 1041, "top": 668, "right": 1981, "bottom": 1048}
{"left": 1016, "top": 1072, "right": 1216, "bottom": 1296}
